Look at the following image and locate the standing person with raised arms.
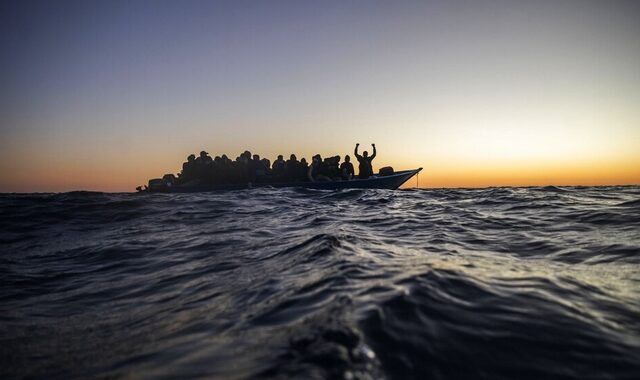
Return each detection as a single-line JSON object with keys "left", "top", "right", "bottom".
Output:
{"left": 354, "top": 143, "right": 376, "bottom": 179}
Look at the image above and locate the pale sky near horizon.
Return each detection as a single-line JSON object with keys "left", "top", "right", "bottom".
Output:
{"left": 1, "top": 0, "right": 639, "bottom": 192}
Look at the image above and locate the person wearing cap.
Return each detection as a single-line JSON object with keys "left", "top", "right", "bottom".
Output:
{"left": 195, "top": 150, "right": 213, "bottom": 165}
{"left": 194, "top": 150, "right": 213, "bottom": 180}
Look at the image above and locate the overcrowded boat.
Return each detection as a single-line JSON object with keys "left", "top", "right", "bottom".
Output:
{"left": 137, "top": 144, "right": 422, "bottom": 193}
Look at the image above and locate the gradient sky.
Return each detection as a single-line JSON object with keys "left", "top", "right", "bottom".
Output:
{"left": 1, "top": 0, "right": 639, "bottom": 192}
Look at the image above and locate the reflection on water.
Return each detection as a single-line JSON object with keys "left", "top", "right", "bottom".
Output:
{"left": 1, "top": 186, "right": 639, "bottom": 379}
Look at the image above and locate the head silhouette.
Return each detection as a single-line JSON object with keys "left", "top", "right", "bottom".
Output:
{"left": 363, "top": 151, "right": 369, "bottom": 157}
{"left": 345, "top": 155, "right": 350, "bottom": 162}
{"left": 188, "top": 154, "right": 196, "bottom": 162}
{"left": 290, "top": 154, "right": 297, "bottom": 161}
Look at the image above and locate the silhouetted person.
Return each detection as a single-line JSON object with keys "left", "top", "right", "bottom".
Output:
{"left": 261, "top": 158, "right": 272, "bottom": 178}
{"left": 308, "top": 155, "right": 331, "bottom": 182}
{"left": 239, "top": 151, "right": 252, "bottom": 181}
{"left": 285, "top": 154, "right": 299, "bottom": 181}
{"left": 251, "top": 154, "right": 269, "bottom": 182}
{"left": 231, "top": 156, "right": 246, "bottom": 184}
{"left": 216, "top": 154, "right": 231, "bottom": 184}
{"left": 193, "top": 151, "right": 213, "bottom": 180}
{"left": 298, "top": 158, "right": 309, "bottom": 181}
{"left": 354, "top": 143, "right": 376, "bottom": 179}
{"left": 272, "top": 155, "right": 286, "bottom": 181}
{"left": 327, "top": 156, "right": 340, "bottom": 179}
{"left": 179, "top": 154, "right": 196, "bottom": 183}
{"left": 195, "top": 150, "right": 213, "bottom": 165}
{"left": 340, "top": 155, "right": 355, "bottom": 180}
{"left": 315, "top": 154, "right": 333, "bottom": 179}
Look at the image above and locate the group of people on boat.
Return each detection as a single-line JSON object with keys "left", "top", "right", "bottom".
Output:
{"left": 174, "top": 143, "right": 377, "bottom": 186}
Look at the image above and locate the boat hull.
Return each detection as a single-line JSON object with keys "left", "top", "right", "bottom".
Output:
{"left": 141, "top": 168, "right": 422, "bottom": 193}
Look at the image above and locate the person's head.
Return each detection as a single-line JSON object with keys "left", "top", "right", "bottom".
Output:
{"left": 290, "top": 154, "right": 297, "bottom": 161}
{"left": 253, "top": 154, "right": 260, "bottom": 161}
{"left": 221, "top": 154, "right": 228, "bottom": 162}
{"left": 277, "top": 154, "right": 283, "bottom": 161}
{"left": 301, "top": 158, "right": 307, "bottom": 164}
{"left": 200, "top": 150, "right": 208, "bottom": 158}
{"left": 188, "top": 154, "right": 196, "bottom": 162}
{"left": 334, "top": 155, "right": 340, "bottom": 163}
{"left": 243, "top": 151, "right": 251, "bottom": 159}
{"left": 363, "top": 151, "right": 369, "bottom": 157}
{"left": 344, "top": 155, "right": 350, "bottom": 162}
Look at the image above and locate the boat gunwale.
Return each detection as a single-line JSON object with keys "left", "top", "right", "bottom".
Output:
{"left": 139, "top": 168, "right": 422, "bottom": 193}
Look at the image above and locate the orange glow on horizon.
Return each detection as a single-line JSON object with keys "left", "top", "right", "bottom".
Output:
{"left": 2, "top": 146, "right": 638, "bottom": 193}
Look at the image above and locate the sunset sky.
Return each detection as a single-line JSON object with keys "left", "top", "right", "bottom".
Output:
{"left": 1, "top": 0, "right": 639, "bottom": 192}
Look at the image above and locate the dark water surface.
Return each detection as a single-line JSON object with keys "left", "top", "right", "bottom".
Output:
{"left": 1, "top": 187, "right": 639, "bottom": 379}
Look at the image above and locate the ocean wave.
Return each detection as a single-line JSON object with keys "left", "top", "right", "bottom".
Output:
{"left": 1, "top": 187, "right": 639, "bottom": 379}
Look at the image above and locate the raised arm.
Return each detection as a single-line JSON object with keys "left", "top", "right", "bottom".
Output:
{"left": 370, "top": 144, "right": 377, "bottom": 160}
{"left": 354, "top": 143, "right": 362, "bottom": 159}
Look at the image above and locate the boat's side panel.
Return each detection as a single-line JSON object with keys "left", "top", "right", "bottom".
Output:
{"left": 143, "top": 169, "right": 421, "bottom": 193}
{"left": 298, "top": 171, "right": 417, "bottom": 190}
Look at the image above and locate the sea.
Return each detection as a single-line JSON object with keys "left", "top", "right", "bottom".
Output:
{"left": 1, "top": 186, "right": 639, "bottom": 379}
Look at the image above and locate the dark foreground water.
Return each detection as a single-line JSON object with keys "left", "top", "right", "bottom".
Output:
{"left": 1, "top": 186, "right": 639, "bottom": 379}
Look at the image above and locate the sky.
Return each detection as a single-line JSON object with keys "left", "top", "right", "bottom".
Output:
{"left": 1, "top": 0, "right": 639, "bottom": 192}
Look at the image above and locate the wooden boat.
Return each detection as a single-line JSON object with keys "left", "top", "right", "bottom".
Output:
{"left": 139, "top": 168, "right": 422, "bottom": 193}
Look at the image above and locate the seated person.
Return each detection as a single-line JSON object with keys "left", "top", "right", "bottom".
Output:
{"left": 326, "top": 156, "right": 340, "bottom": 179}
{"left": 272, "top": 155, "right": 286, "bottom": 181}
{"left": 251, "top": 154, "right": 269, "bottom": 182}
{"left": 340, "top": 155, "right": 355, "bottom": 180}
{"left": 195, "top": 150, "right": 213, "bottom": 165}
{"left": 285, "top": 154, "right": 299, "bottom": 181}
{"left": 308, "top": 155, "right": 331, "bottom": 182}
{"left": 298, "top": 158, "right": 309, "bottom": 181}
{"left": 179, "top": 154, "right": 196, "bottom": 184}
{"left": 262, "top": 158, "right": 271, "bottom": 172}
